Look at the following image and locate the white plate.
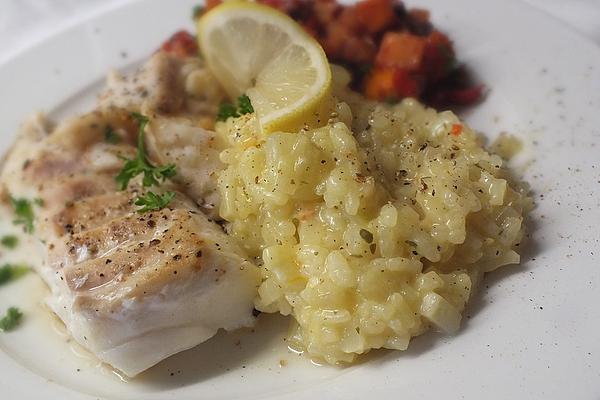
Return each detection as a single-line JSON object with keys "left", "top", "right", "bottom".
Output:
{"left": 1, "top": 0, "right": 600, "bottom": 399}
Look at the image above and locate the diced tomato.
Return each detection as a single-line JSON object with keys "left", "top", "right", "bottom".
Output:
{"left": 375, "top": 32, "right": 426, "bottom": 70}
{"left": 354, "top": 0, "right": 396, "bottom": 34}
{"left": 160, "top": 30, "right": 198, "bottom": 58}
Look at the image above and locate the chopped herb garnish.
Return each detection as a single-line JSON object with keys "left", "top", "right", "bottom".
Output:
{"left": 0, "top": 307, "right": 23, "bottom": 332}
{"left": 104, "top": 125, "right": 120, "bottom": 144}
{"left": 359, "top": 229, "right": 374, "bottom": 243}
{"left": 237, "top": 94, "right": 254, "bottom": 115}
{"left": 10, "top": 197, "right": 35, "bottom": 233}
{"left": 135, "top": 191, "right": 175, "bottom": 213}
{"left": 0, "top": 264, "right": 30, "bottom": 286}
{"left": 115, "top": 113, "right": 176, "bottom": 190}
{"left": 34, "top": 198, "right": 44, "bottom": 207}
{"left": 217, "top": 94, "right": 254, "bottom": 122}
{"left": 0, "top": 235, "right": 18, "bottom": 249}
{"left": 217, "top": 103, "right": 238, "bottom": 122}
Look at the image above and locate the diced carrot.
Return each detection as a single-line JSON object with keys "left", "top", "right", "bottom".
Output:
{"left": 375, "top": 32, "right": 426, "bottom": 70}
{"left": 160, "top": 30, "right": 198, "bottom": 58}
{"left": 354, "top": 0, "right": 396, "bottom": 34}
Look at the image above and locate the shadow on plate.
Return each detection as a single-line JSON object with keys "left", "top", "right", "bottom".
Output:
{"left": 463, "top": 205, "right": 542, "bottom": 325}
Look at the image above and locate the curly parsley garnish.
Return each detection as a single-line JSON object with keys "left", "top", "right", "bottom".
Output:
{"left": 0, "top": 235, "right": 18, "bottom": 249}
{"left": 217, "top": 94, "right": 254, "bottom": 122}
{"left": 10, "top": 197, "right": 35, "bottom": 233}
{"left": 115, "top": 113, "right": 177, "bottom": 190}
{"left": 0, "top": 264, "right": 30, "bottom": 286}
{"left": 0, "top": 307, "right": 23, "bottom": 332}
{"left": 135, "top": 191, "right": 176, "bottom": 213}
{"left": 115, "top": 113, "right": 177, "bottom": 212}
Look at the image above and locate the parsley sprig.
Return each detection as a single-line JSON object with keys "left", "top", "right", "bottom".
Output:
{"left": 0, "top": 307, "right": 23, "bottom": 332}
{"left": 135, "top": 191, "right": 176, "bottom": 213}
{"left": 0, "top": 264, "right": 30, "bottom": 286}
{"left": 115, "top": 113, "right": 177, "bottom": 190}
{"left": 116, "top": 113, "right": 177, "bottom": 212}
{"left": 217, "top": 94, "right": 254, "bottom": 122}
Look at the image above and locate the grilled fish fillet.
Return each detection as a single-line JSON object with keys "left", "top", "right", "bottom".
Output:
{"left": 99, "top": 51, "right": 226, "bottom": 218}
{"left": 0, "top": 110, "right": 260, "bottom": 377}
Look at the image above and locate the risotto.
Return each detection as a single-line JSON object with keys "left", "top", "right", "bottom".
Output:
{"left": 215, "top": 70, "right": 532, "bottom": 364}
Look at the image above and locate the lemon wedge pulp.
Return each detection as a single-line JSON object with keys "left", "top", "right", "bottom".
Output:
{"left": 197, "top": 1, "right": 332, "bottom": 133}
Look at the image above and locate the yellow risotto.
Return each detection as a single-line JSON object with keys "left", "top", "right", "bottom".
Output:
{"left": 214, "top": 74, "right": 532, "bottom": 364}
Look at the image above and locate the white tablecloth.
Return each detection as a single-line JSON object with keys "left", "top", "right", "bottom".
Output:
{"left": 1, "top": 0, "right": 599, "bottom": 65}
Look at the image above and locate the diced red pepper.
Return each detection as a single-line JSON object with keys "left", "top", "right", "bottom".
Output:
{"left": 375, "top": 32, "right": 426, "bottom": 70}
{"left": 450, "top": 123, "right": 463, "bottom": 136}
{"left": 160, "top": 30, "right": 198, "bottom": 58}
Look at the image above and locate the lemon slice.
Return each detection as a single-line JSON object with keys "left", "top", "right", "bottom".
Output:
{"left": 197, "top": 1, "right": 332, "bottom": 133}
